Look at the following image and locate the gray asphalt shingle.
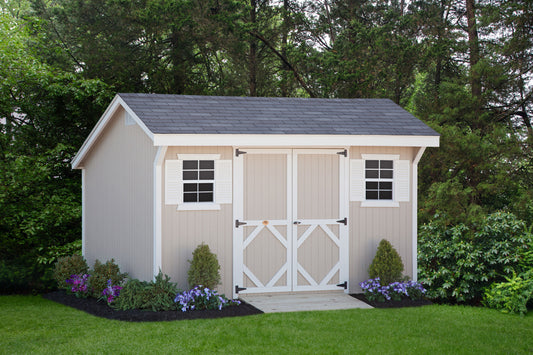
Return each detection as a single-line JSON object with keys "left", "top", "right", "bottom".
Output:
{"left": 119, "top": 93, "right": 439, "bottom": 136}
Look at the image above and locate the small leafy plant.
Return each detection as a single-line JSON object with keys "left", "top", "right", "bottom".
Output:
{"left": 360, "top": 278, "right": 426, "bottom": 302}
{"left": 66, "top": 274, "right": 91, "bottom": 298}
{"left": 483, "top": 270, "right": 533, "bottom": 315}
{"left": 174, "top": 286, "right": 240, "bottom": 312}
{"left": 368, "top": 239, "right": 405, "bottom": 286}
{"left": 53, "top": 255, "right": 89, "bottom": 290}
{"left": 101, "top": 280, "right": 123, "bottom": 305}
{"left": 188, "top": 243, "right": 221, "bottom": 290}
{"left": 88, "top": 259, "right": 127, "bottom": 298}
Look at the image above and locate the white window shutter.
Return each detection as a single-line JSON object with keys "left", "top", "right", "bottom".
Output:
{"left": 394, "top": 160, "right": 410, "bottom": 202}
{"left": 215, "top": 160, "right": 232, "bottom": 204}
{"left": 165, "top": 160, "right": 182, "bottom": 205}
{"left": 350, "top": 159, "right": 365, "bottom": 201}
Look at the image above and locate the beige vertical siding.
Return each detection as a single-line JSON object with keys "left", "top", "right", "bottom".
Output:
{"left": 83, "top": 107, "right": 157, "bottom": 281}
{"left": 161, "top": 147, "right": 234, "bottom": 296}
{"left": 349, "top": 146, "right": 416, "bottom": 292}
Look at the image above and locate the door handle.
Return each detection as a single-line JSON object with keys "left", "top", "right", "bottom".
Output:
{"left": 293, "top": 221, "right": 301, "bottom": 225}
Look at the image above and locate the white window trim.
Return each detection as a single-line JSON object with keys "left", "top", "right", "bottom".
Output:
{"left": 177, "top": 154, "right": 221, "bottom": 211}
{"left": 361, "top": 154, "right": 401, "bottom": 208}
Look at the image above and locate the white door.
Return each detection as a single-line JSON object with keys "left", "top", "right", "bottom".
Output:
{"left": 233, "top": 149, "right": 348, "bottom": 296}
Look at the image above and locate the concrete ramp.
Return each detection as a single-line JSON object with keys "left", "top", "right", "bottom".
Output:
{"left": 240, "top": 293, "right": 372, "bottom": 313}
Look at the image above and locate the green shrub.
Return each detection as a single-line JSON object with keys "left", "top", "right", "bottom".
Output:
{"left": 418, "top": 212, "right": 533, "bottom": 304}
{"left": 483, "top": 270, "right": 533, "bottom": 315}
{"left": 188, "top": 243, "right": 221, "bottom": 290}
{"left": 0, "top": 260, "right": 33, "bottom": 294}
{"left": 88, "top": 259, "right": 127, "bottom": 298}
{"left": 368, "top": 239, "right": 404, "bottom": 286}
{"left": 53, "top": 255, "right": 89, "bottom": 290}
{"left": 113, "top": 271, "right": 178, "bottom": 311}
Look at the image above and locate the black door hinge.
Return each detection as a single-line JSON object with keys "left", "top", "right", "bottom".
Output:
{"left": 235, "top": 219, "right": 247, "bottom": 228}
{"left": 336, "top": 281, "right": 348, "bottom": 289}
{"left": 336, "top": 217, "right": 347, "bottom": 225}
{"left": 235, "top": 285, "right": 247, "bottom": 294}
{"left": 236, "top": 149, "right": 247, "bottom": 157}
{"left": 337, "top": 149, "right": 347, "bottom": 157}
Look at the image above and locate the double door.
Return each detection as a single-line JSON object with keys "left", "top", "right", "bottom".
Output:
{"left": 233, "top": 149, "right": 348, "bottom": 294}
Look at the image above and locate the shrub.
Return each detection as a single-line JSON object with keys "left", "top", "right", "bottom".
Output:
{"left": 368, "top": 239, "right": 404, "bottom": 286}
{"left": 53, "top": 255, "right": 89, "bottom": 290}
{"left": 66, "top": 274, "right": 91, "bottom": 298}
{"left": 88, "top": 259, "right": 127, "bottom": 298}
{"left": 174, "top": 286, "right": 240, "bottom": 312}
{"left": 483, "top": 270, "right": 533, "bottom": 315}
{"left": 360, "top": 278, "right": 426, "bottom": 302}
{"left": 418, "top": 212, "right": 533, "bottom": 304}
{"left": 113, "top": 271, "right": 179, "bottom": 311}
{"left": 188, "top": 243, "right": 221, "bottom": 290}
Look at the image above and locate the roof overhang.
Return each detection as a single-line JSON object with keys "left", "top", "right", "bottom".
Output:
{"left": 72, "top": 94, "right": 154, "bottom": 169}
{"left": 153, "top": 133, "right": 440, "bottom": 148}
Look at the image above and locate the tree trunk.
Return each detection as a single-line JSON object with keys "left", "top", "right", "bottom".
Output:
{"left": 466, "top": 0, "right": 481, "bottom": 99}
{"left": 249, "top": 0, "right": 258, "bottom": 96}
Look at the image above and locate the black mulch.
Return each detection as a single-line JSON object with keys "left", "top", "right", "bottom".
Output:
{"left": 42, "top": 290, "right": 263, "bottom": 322}
{"left": 351, "top": 293, "right": 433, "bottom": 308}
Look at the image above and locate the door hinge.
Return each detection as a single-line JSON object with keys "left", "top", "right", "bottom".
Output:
{"left": 336, "top": 217, "right": 347, "bottom": 225}
{"left": 235, "top": 285, "right": 247, "bottom": 294}
{"left": 235, "top": 219, "right": 247, "bottom": 228}
{"left": 235, "top": 149, "right": 247, "bottom": 157}
{"left": 337, "top": 149, "right": 347, "bottom": 157}
{"left": 336, "top": 281, "right": 348, "bottom": 289}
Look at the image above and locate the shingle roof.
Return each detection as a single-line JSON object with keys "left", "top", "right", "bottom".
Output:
{"left": 118, "top": 93, "right": 439, "bottom": 136}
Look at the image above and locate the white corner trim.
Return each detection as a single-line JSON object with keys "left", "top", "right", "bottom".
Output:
{"left": 81, "top": 168, "right": 86, "bottom": 257}
{"left": 411, "top": 146, "right": 426, "bottom": 281}
{"left": 177, "top": 154, "right": 221, "bottom": 160}
{"left": 72, "top": 94, "right": 154, "bottom": 169}
{"left": 154, "top": 134, "right": 440, "bottom": 148}
{"left": 177, "top": 203, "right": 221, "bottom": 211}
{"left": 360, "top": 201, "right": 400, "bottom": 208}
{"left": 153, "top": 146, "right": 167, "bottom": 278}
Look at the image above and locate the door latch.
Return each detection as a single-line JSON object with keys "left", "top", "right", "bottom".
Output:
{"left": 293, "top": 221, "right": 301, "bottom": 225}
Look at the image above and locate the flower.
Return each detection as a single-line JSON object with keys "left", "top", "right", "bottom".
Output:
{"left": 359, "top": 278, "right": 426, "bottom": 302}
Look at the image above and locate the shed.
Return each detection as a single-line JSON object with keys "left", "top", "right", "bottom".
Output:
{"left": 72, "top": 93, "right": 439, "bottom": 297}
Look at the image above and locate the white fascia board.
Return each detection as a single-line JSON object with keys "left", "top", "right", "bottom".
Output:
{"left": 153, "top": 134, "right": 440, "bottom": 148}
{"left": 71, "top": 95, "right": 154, "bottom": 169}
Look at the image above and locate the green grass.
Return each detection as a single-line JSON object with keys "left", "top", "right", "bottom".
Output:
{"left": 1, "top": 296, "right": 532, "bottom": 354}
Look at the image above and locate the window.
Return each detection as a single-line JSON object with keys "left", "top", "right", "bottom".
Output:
{"left": 365, "top": 160, "right": 393, "bottom": 200}
{"left": 183, "top": 160, "right": 214, "bottom": 203}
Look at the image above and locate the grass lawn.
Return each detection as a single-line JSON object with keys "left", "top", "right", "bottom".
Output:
{"left": 1, "top": 295, "right": 532, "bottom": 354}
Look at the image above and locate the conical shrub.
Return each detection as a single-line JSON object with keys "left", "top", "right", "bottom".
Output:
{"left": 187, "top": 243, "right": 221, "bottom": 290}
{"left": 368, "top": 239, "right": 404, "bottom": 285}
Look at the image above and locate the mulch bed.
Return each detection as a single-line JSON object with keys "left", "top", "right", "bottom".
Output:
{"left": 42, "top": 290, "right": 263, "bottom": 322}
{"left": 351, "top": 293, "right": 433, "bottom": 308}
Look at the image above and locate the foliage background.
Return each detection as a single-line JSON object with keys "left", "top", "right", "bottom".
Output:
{"left": 0, "top": 0, "right": 531, "bottom": 296}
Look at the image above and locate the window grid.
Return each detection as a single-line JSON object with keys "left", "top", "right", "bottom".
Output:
{"left": 182, "top": 160, "right": 214, "bottom": 203}
{"left": 365, "top": 160, "right": 393, "bottom": 200}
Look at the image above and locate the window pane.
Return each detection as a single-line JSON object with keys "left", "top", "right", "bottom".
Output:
{"left": 199, "top": 183, "right": 213, "bottom": 192}
{"left": 198, "top": 193, "right": 213, "bottom": 202}
{"left": 366, "top": 182, "right": 379, "bottom": 189}
{"left": 183, "top": 160, "right": 198, "bottom": 170}
{"left": 183, "top": 171, "right": 198, "bottom": 180}
{"left": 366, "top": 191, "right": 379, "bottom": 200}
{"left": 199, "top": 160, "right": 214, "bottom": 169}
{"left": 184, "top": 183, "right": 198, "bottom": 192}
{"left": 199, "top": 171, "right": 214, "bottom": 180}
{"left": 380, "top": 170, "right": 393, "bottom": 179}
{"left": 366, "top": 160, "right": 379, "bottom": 169}
{"left": 365, "top": 170, "right": 379, "bottom": 178}
{"left": 380, "top": 160, "right": 393, "bottom": 169}
{"left": 183, "top": 192, "right": 198, "bottom": 202}
{"left": 380, "top": 182, "right": 393, "bottom": 190}
{"left": 380, "top": 190, "right": 393, "bottom": 200}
